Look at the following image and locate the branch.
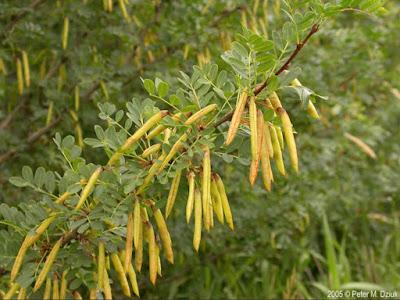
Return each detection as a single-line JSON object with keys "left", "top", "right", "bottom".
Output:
{"left": 214, "top": 24, "right": 320, "bottom": 128}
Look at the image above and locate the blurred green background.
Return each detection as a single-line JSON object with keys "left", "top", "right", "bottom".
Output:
{"left": 1, "top": 0, "right": 399, "bottom": 298}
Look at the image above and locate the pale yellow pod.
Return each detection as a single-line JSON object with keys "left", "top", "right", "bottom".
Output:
{"left": 111, "top": 253, "right": 131, "bottom": 297}
{"left": 62, "top": 17, "right": 69, "bottom": 50}
{"left": 186, "top": 171, "right": 195, "bottom": 223}
{"left": 146, "top": 112, "right": 186, "bottom": 140}
{"left": 17, "top": 287, "right": 26, "bottom": 300}
{"left": 124, "top": 212, "right": 134, "bottom": 272}
{"left": 260, "top": 126, "right": 273, "bottom": 191}
{"left": 210, "top": 177, "right": 224, "bottom": 224}
{"left": 136, "top": 152, "right": 166, "bottom": 195}
{"left": 269, "top": 92, "right": 282, "bottom": 110}
{"left": 269, "top": 125, "right": 285, "bottom": 176}
{"left": 102, "top": 266, "right": 112, "bottom": 300}
{"left": 157, "top": 246, "right": 162, "bottom": 276}
{"left": 74, "top": 86, "right": 80, "bottom": 111}
{"left": 134, "top": 216, "right": 143, "bottom": 272}
{"left": 165, "top": 171, "right": 182, "bottom": 218}
{"left": 59, "top": 271, "right": 68, "bottom": 300}
{"left": 264, "top": 121, "right": 274, "bottom": 158}
{"left": 215, "top": 174, "right": 234, "bottom": 230}
{"left": 4, "top": 283, "right": 20, "bottom": 300}
{"left": 276, "top": 126, "right": 284, "bottom": 150}
{"left": 55, "top": 191, "right": 71, "bottom": 205}
{"left": 21, "top": 51, "right": 30, "bottom": 88}
{"left": 118, "top": 0, "right": 131, "bottom": 22}
{"left": 97, "top": 242, "right": 105, "bottom": 289}
{"left": 119, "top": 251, "right": 140, "bottom": 297}
{"left": 202, "top": 147, "right": 211, "bottom": 231}
{"left": 278, "top": 108, "right": 298, "bottom": 173}
{"left": 74, "top": 166, "right": 103, "bottom": 210}
{"left": 209, "top": 204, "right": 214, "bottom": 228}
{"left": 147, "top": 224, "right": 158, "bottom": 285}
{"left": 133, "top": 200, "right": 141, "bottom": 249}
{"left": 43, "top": 277, "right": 51, "bottom": 300}
{"left": 52, "top": 276, "right": 59, "bottom": 300}
{"left": 153, "top": 208, "right": 174, "bottom": 263}
{"left": 249, "top": 109, "right": 264, "bottom": 185}
{"left": 193, "top": 189, "right": 202, "bottom": 251}
{"left": 107, "top": 0, "right": 113, "bottom": 12}
{"left": 249, "top": 96, "right": 258, "bottom": 161}
{"left": 291, "top": 78, "right": 320, "bottom": 119}
{"left": 72, "top": 291, "right": 83, "bottom": 300}
{"left": 226, "top": 89, "right": 248, "bottom": 145}
{"left": 16, "top": 58, "right": 24, "bottom": 95}
{"left": 157, "top": 132, "right": 188, "bottom": 174}
{"left": 142, "top": 143, "right": 161, "bottom": 158}
{"left": 89, "top": 289, "right": 97, "bottom": 300}
{"left": 184, "top": 104, "right": 217, "bottom": 125}
{"left": 34, "top": 238, "right": 63, "bottom": 291}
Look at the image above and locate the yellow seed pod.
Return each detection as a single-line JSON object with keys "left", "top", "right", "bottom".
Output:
{"left": 249, "top": 109, "right": 264, "bottom": 185}
{"left": 134, "top": 217, "right": 143, "bottom": 272}
{"left": 276, "top": 126, "right": 284, "bottom": 150}
{"left": 72, "top": 291, "right": 83, "bottom": 300}
{"left": 17, "top": 287, "right": 26, "bottom": 300}
{"left": 97, "top": 242, "right": 105, "bottom": 289}
{"left": 74, "top": 167, "right": 103, "bottom": 210}
{"left": 43, "top": 276, "right": 51, "bottom": 300}
{"left": 33, "top": 238, "right": 63, "bottom": 291}
{"left": 46, "top": 101, "right": 54, "bottom": 125}
{"left": 157, "top": 246, "right": 162, "bottom": 276}
{"left": 89, "top": 289, "right": 97, "bottom": 300}
{"left": 118, "top": 0, "right": 131, "bottom": 22}
{"left": 202, "top": 147, "right": 211, "bottom": 231}
{"left": 147, "top": 112, "right": 185, "bottom": 140}
{"left": 16, "top": 58, "right": 24, "bottom": 95}
{"left": 153, "top": 207, "right": 174, "bottom": 263}
{"left": 193, "top": 189, "right": 202, "bottom": 251}
{"left": 108, "top": 110, "right": 168, "bottom": 166}
{"left": 102, "top": 266, "right": 112, "bottom": 300}
{"left": 147, "top": 224, "right": 158, "bottom": 285}
{"left": 184, "top": 104, "right": 217, "bottom": 125}
{"left": 249, "top": 96, "right": 258, "bottom": 161}
{"left": 59, "top": 271, "right": 68, "bottom": 300}
{"left": 210, "top": 177, "right": 224, "bottom": 224}
{"left": 110, "top": 253, "right": 131, "bottom": 297}
{"left": 75, "top": 123, "right": 84, "bottom": 148}
{"left": 277, "top": 108, "right": 298, "bottom": 173}
{"left": 133, "top": 200, "right": 141, "bottom": 249}
{"left": 291, "top": 78, "right": 320, "bottom": 119}
{"left": 209, "top": 202, "right": 214, "bottom": 228}
{"left": 52, "top": 276, "right": 60, "bottom": 300}
{"left": 55, "top": 191, "right": 71, "bottom": 205}
{"left": 269, "top": 92, "right": 282, "bottom": 110}
{"left": 157, "top": 132, "right": 188, "bottom": 174}
{"left": 107, "top": 0, "right": 113, "bottom": 12}
{"left": 165, "top": 170, "right": 182, "bottom": 218}
{"left": 74, "top": 86, "right": 80, "bottom": 111}
{"left": 124, "top": 212, "right": 134, "bottom": 272}
{"left": 226, "top": 89, "right": 248, "bottom": 145}
{"left": 62, "top": 17, "right": 69, "bottom": 50}
{"left": 0, "top": 58, "right": 7, "bottom": 75}
{"left": 4, "top": 283, "right": 20, "bottom": 300}
{"left": 21, "top": 51, "right": 30, "bottom": 88}
{"left": 119, "top": 251, "right": 140, "bottom": 297}
{"left": 269, "top": 125, "right": 285, "bottom": 176}
{"left": 215, "top": 174, "right": 234, "bottom": 230}
{"left": 142, "top": 143, "right": 161, "bottom": 158}
{"left": 263, "top": 121, "right": 274, "bottom": 158}
{"left": 186, "top": 171, "right": 195, "bottom": 223}
{"left": 260, "top": 126, "right": 273, "bottom": 191}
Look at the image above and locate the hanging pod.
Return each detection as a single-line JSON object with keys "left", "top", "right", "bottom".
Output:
{"left": 165, "top": 170, "right": 182, "bottom": 218}
{"left": 43, "top": 277, "right": 51, "bottom": 300}
{"left": 249, "top": 109, "right": 264, "bottom": 185}
{"left": 186, "top": 171, "right": 195, "bottom": 223}
{"left": 62, "top": 17, "right": 69, "bottom": 50}
{"left": 269, "top": 125, "right": 285, "bottom": 176}
{"left": 291, "top": 78, "right": 320, "bottom": 119}
{"left": 147, "top": 224, "right": 158, "bottom": 285}
{"left": 16, "top": 58, "right": 24, "bottom": 95}
{"left": 52, "top": 276, "right": 60, "bottom": 300}
{"left": 277, "top": 107, "right": 299, "bottom": 173}
{"left": 119, "top": 251, "right": 140, "bottom": 297}
{"left": 202, "top": 147, "right": 211, "bottom": 231}
{"left": 59, "top": 271, "right": 68, "bottom": 300}
{"left": 152, "top": 206, "right": 174, "bottom": 263}
{"left": 21, "top": 51, "right": 30, "bottom": 88}
{"left": 193, "top": 189, "right": 202, "bottom": 251}
{"left": 215, "top": 174, "right": 234, "bottom": 230}
{"left": 260, "top": 125, "right": 273, "bottom": 191}
{"left": 226, "top": 89, "right": 248, "bottom": 145}
{"left": 74, "top": 166, "right": 103, "bottom": 210}
{"left": 97, "top": 242, "right": 105, "bottom": 289}
{"left": 102, "top": 265, "right": 112, "bottom": 300}
{"left": 210, "top": 176, "right": 224, "bottom": 224}
{"left": 124, "top": 212, "right": 134, "bottom": 272}
{"left": 110, "top": 253, "right": 131, "bottom": 297}
{"left": 157, "top": 132, "right": 188, "bottom": 174}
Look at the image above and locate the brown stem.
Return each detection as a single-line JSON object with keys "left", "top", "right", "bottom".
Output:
{"left": 214, "top": 24, "right": 320, "bottom": 128}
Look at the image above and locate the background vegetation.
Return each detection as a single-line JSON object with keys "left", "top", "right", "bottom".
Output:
{"left": 0, "top": 0, "right": 399, "bottom": 299}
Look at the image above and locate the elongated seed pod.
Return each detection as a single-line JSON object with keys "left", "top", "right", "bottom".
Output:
{"left": 147, "top": 112, "right": 186, "bottom": 140}
{"left": 17, "top": 287, "right": 26, "bottom": 300}
{"left": 111, "top": 253, "right": 131, "bottom": 297}
{"left": 269, "top": 92, "right": 282, "bottom": 110}
{"left": 4, "top": 283, "right": 20, "bottom": 300}
{"left": 209, "top": 202, "right": 214, "bottom": 228}
{"left": 134, "top": 217, "right": 143, "bottom": 272}
{"left": 261, "top": 125, "right": 273, "bottom": 191}
{"left": 74, "top": 86, "right": 80, "bottom": 111}
{"left": 186, "top": 172, "right": 195, "bottom": 223}
{"left": 59, "top": 271, "right": 67, "bottom": 300}
{"left": 278, "top": 108, "right": 298, "bottom": 173}
{"left": 249, "top": 110, "right": 264, "bottom": 185}
{"left": 72, "top": 291, "right": 83, "bottom": 300}
{"left": 119, "top": 251, "right": 140, "bottom": 297}
{"left": 133, "top": 200, "right": 141, "bottom": 249}
{"left": 43, "top": 277, "right": 51, "bottom": 300}
{"left": 157, "top": 246, "right": 162, "bottom": 276}
{"left": 215, "top": 174, "right": 234, "bottom": 230}
{"left": 34, "top": 238, "right": 63, "bottom": 291}
{"left": 52, "top": 276, "right": 59, "bottom": 300}
{"left": 264, "top": 122, "right": 274, "bottom": 158}
{"left": 202, "top": 147, "right": 211, "bottom": 231}
{"left": 21, "top": 51, "right": 30, "bottom": 88}
{"left": 193, "top": 189, "right": 202, "bottom": 251}
{"left": 210, "top": 177, "right": 224, "bottom": 224}
{"left": 62, "top": 17, "right": 69, "bottom": 50}
{"left": 226, "top": 89, "right": 248, "bottom": 145}
{"left": 11, "top": 214, "right": 58, "bottom": 281}
{"left": 276, "top": 126, "right": 284, "bottom": 149}
{"left": 165, "top": 171, "right": 182, "bottom": 218}
{"left": 89, "top": 289, "right": 97, "bottom": 300}
{"left": 147, "top": 224, "right": 158, "bottom": 285}
{"left": 249, "top": 96, "right": 258, "bottom": 160}
{"left": 103, "top": 263, "right": 112, "bottom": 300}
{"left": 124, "top": 212, "right": 134, "bottom": 272}
{"left": 345, "top": 132, "right": 377, "bottom": 159}
{"left": 75, "top": 167, "right": 103, "bottom": 210}
{"left": 107, "top": 0, "right": 113, "bottom": 12}
{"left": 108, "top": 111, "right": 168, "bottom": 165}
{"left": 291, "top": 78, "right": 320, "bottom": 119}
{"left": 46, "top": 101, "right": 54, "bottom": 125}
{"left": 16, "top": 58, "right": 24, "bottom": 95}
{"left": 118, "top": 0, "right": 131, "bottom": 22}
{"left": 157, "top": 132, "right": 188, "bottom": 174}
{"left": 184, "top": 104, "right": 217, "bottom": 125}
{"left": 136, "top": 152, "right": 166, "bottom": 195}
{"left": 153, "top": 207, "right": 174, "bottom": 263}
{"left": 269, "top": 125, "right": 285, "bottom": 176}
{"left": 97, "top": 242, "right": 105, "bottom": 289}
{"left": 142, "top": 143, "right": 161, "bottom": 158}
